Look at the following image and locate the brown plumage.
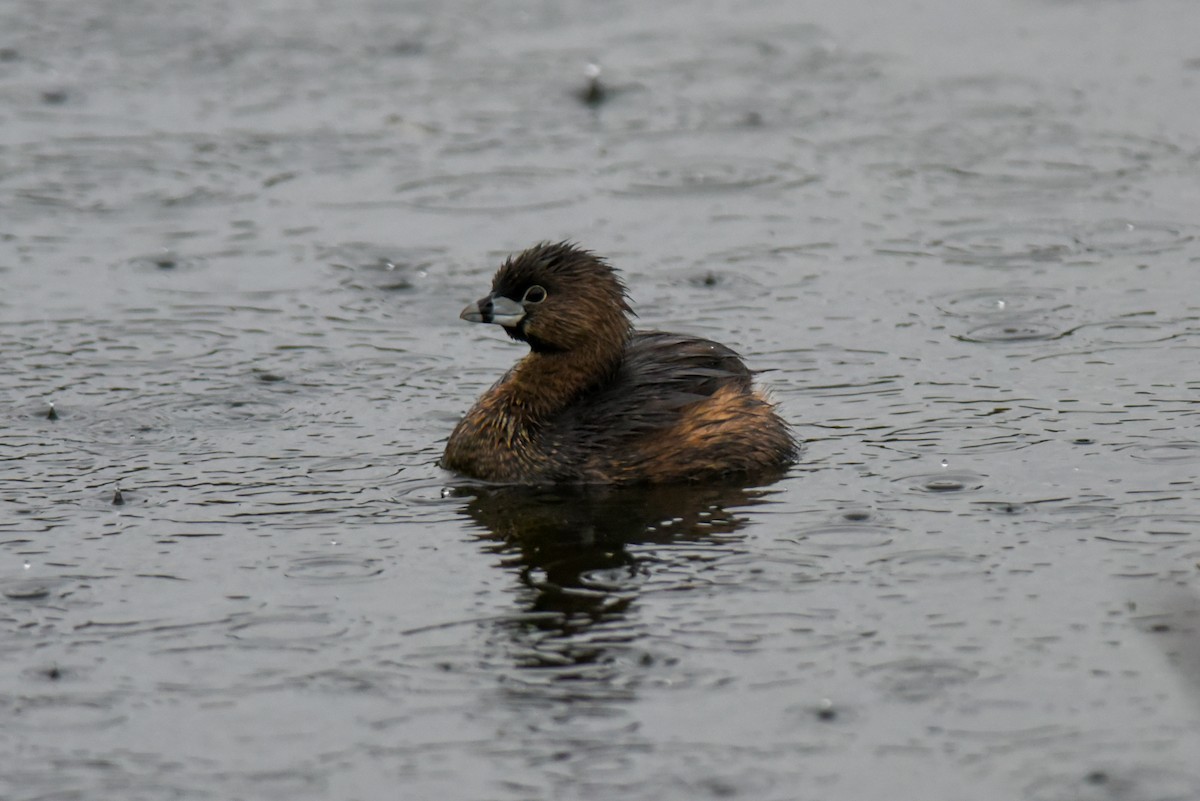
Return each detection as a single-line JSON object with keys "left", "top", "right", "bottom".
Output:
{"left": 441, "top": 242, "right": 797, "bottom": 485}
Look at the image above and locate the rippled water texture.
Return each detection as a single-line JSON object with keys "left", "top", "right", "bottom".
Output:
{"left": 3, "top": 0, "right": 1200, "bottom": 799}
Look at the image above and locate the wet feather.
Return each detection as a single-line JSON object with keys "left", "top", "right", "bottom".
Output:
{"left": 442, "top": 242, "right": 797, "bottom": 484}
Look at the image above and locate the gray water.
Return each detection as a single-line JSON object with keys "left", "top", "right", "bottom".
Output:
{"left": 3, "top": 0, "right": 1200, "bottom": 799}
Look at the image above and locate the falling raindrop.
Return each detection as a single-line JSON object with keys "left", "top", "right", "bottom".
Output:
{"left": 580, "top": 62, "right": 606, "bottom": 106}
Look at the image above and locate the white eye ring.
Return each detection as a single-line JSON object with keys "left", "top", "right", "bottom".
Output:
{"left": 523, "top": 285, "right": 547, "bottom": 304}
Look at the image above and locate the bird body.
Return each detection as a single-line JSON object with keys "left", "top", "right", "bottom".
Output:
{"left": 442, "top": 243, "right": 796, "bottom": 485}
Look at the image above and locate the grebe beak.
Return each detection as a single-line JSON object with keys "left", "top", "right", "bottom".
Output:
{"left": 460, "top": 294, "right": 526, "bottom": 327}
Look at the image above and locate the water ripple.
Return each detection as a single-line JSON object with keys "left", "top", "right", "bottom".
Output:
{"left": 392, "top": 167, "right": 586, "bottom": 212}
{"left": 1024, "top": 766, "right": 1200, "bottom": 801}
{"left": 320, "top": 242, "right": 444, "bottom": 292}
{"left": 1082, "top": 219, "right": 1193, "bottom": 255}
{"left": 284, "top": 554, "right": 386, "bottom": 582}
{"left": 228, "top": 613, "right": 357, "bottom": 647}
{"left": 122, "top": 250, "right": 209, "bottom": 272}
{"left": 956, "top": 319, "right": 1072, "bottom": 344}
{"left": 1100, "top": 514, "right": 1200, "bottom": 543}
{"left": 879, "top": 421, "right": 1042, "bottom": 455}
{"left": 1127, "top": 440, "right": 1200, "bottom": 464}
{"left": 927, "top": 219, "right": 1193, "bottom": 268}
{"left": 928, "top": 222, "right": 1079, "bottom": 267}
{"left": 935, "top": 286, "right": 1065, "bottom": 318}
{"left": 868, "top": 549, "right": 987, "bottom": 579}
{"left": 789, "top": 522, "right": 900, "bottom": 549}
{"left": 599, "top": 156, "right": 814, "bottom": 196}
{"left": 7, "top": 694, "right": 126, "bottom": 732}
{"left": 866, "top": 658, "right": 978, "bottom": 701}
{"left": 892, "top": 122, "right": 1190, "bottom": 203}
{"left": 897, "top": 470, "right": 987, "bottom": 494}
{"left": 1, "top": 576, "right": 67, "bottom": 601}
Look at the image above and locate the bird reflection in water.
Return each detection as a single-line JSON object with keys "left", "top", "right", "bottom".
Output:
{"left": 451, "top": 479, "right": 784, "bottom": 671}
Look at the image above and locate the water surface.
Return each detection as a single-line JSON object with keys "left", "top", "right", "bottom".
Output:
{"left": 3, "top": 0, "right": 1200, "bottom": 798}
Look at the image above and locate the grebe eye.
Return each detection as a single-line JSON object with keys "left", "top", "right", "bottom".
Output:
{"left": 523, "top": 285, "right": 547, "bottom": 304}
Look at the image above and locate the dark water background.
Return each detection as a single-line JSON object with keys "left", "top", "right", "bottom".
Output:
{"left": 3, "top": 0, "right": 1200, "bottom": 799}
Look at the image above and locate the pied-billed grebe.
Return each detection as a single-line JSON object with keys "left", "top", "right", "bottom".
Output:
{"left": 441, "top": 242, "right": 797, "bottom": 484}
